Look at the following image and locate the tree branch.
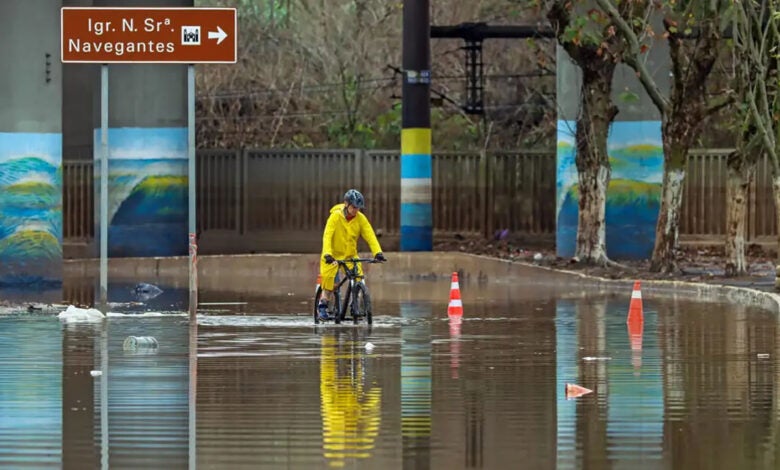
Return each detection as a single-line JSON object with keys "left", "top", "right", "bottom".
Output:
{"left": 705, "top": 93, "right": 734, "bottom": 116}
{"left": 592, "top": 0, "right": 670, "bottom": 115}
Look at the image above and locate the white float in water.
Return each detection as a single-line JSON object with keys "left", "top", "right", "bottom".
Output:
{"left": 58, "top": 305, "right": 105, "bottom": 323}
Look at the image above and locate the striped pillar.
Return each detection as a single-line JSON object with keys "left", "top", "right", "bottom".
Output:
{"left": 401, "top": 129, "right": 432, "bottom": 251}
{"left": 400, "top": 0, "right": 432, "bottom": 251}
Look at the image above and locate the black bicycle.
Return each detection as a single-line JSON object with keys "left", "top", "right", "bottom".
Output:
{"left": 314, "top": 258, "right": 383, "bottom": 325}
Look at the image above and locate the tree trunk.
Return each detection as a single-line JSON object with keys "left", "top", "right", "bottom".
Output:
{"left": 773, "top": 177, "right": 780, "bottom": 290}
{"left": 574, "top": 64, "right": 618, "bottom": 265}
{"left": 650, "top": 125, "right": 688, "bottom": 273}
{"left": 648, "top": 19, "right": 720, "bottom": 273}
{"left": 725, "top": 151, "right": 754, "bottom": 277}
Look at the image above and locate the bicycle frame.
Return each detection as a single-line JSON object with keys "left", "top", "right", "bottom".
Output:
{"left": 333, "top": 258, "right": 376, "bottom": 323}
{"left": 315, "top": 257, "right": 382, "bottom": 325}
{"left": 334, "top": 258, "right": 373, "bottom": 289}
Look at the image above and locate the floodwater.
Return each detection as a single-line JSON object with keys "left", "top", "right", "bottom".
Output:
{"left": 2, "top": 281, "right": 780, "bottom": 469}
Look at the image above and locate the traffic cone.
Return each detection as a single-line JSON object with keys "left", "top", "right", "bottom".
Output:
{"left": 447, "top": 272, "right": 463, "bottom": 316}
{"left": 565, "top": 383, "right": 593, "bottom": 399}
{"left": 627, "top": 280, "right": 643, "bottom": 323}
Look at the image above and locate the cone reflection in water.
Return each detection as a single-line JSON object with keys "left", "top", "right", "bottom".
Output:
{"left": 565, "top": 383, "right": 593, "bottom": 399}
{"left": 628, "top": 316, "right": 643, "bottom": 375}
{"left": 449, "top": 315, "right": 461, "bottom": 379}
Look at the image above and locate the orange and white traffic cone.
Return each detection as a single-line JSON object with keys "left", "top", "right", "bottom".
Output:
{"left": 447, "top": 272, "right": 463, "bottom": 316}
{"left": 627, "top": 280, "right": 643, "bottom": 323}
{"left": 565, "top": 383, "right": 593, "bottom": 399}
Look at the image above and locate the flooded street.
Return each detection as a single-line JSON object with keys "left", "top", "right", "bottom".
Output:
{"left": 1, "top": 281, "right": 780, "bottom": 469}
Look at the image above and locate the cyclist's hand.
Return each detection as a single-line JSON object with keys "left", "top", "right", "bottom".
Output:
{"left": 324, "top": 254, "right": 335, "bottom": 264}
{"left": 374, "top": 252, "right": 387, "bottom": 262}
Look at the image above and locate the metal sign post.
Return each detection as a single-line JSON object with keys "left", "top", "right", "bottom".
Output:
{"left": 99, "top": 64, "right": 109, "bottom": 311}
{"left": 61, "top": 7, "right": 237, "bottom": 317}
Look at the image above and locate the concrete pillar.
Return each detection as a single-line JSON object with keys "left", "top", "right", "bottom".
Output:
{"left": 555, "top": 16, "right": 670, "bottom": 260}
{"left": 93, "top": 0, "right": 192, "bottom": 258}
{"left": 0, "top": 0, "right": 63, "bottom": 285}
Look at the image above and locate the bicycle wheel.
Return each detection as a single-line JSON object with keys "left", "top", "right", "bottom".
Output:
{"left": 351, "top": 282, "right": 372, "bottom": 325}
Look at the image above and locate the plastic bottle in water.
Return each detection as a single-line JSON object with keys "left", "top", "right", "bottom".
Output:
{"left": 123, "top": 336, "right": 159, "bottom": 350}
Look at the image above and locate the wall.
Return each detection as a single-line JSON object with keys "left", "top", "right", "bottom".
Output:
{"left": 0, "top": 0, "right": 63, "bottom": 285}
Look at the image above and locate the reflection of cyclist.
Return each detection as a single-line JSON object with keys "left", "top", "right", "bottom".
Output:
{"left": 318, "top": 189, "right": 386, "bottom": 321}
{"left": 320, "top": 329, "right": 382, "bottom": 465}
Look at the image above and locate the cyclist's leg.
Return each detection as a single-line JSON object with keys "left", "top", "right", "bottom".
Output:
{"left": 319, "top": 261, "right": 338, "bottom": 319}
{"left": 356, "top": 260, "right": 365, "bottom": 282}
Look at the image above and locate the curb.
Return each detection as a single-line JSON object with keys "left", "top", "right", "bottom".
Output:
{"left": 502, "top": 256, "right": 780, "bottom": 314}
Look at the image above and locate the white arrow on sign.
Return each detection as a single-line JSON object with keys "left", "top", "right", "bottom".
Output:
{"left": 208, "top": 26, "right": 227, "bottom": 45}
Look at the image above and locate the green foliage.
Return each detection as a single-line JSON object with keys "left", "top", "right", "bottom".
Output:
{"left": 618, "top": 90, "right": 640, "bottom": 103}
{"left": 322, "top": 103, "right": 481, "bottom": 150}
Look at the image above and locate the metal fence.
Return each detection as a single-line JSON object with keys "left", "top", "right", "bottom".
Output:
{"left": 61, "top": 148, "right": 777, "bottom": 249}
{"left": 680, "top": 149, "right": 777, "bottom": 242}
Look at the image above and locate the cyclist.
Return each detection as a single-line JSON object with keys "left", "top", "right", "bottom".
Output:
{"left": 318, "top": 189, "right": 386, "bottom": 321}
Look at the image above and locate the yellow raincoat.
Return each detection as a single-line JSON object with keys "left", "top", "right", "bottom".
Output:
{"left": 320, "top": 203, "right": 382, "bottom": 290}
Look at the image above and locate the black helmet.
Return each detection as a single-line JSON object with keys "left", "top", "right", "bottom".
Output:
{"left": 344, "top": 189, "right": 365, "bottom": 209}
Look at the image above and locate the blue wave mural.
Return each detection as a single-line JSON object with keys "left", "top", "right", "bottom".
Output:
{"left": 95, "top": 128, "right": 187, "bottom": 257}
{"left": 556, "top": 120, "right": 663, "bottom": 260}
{"left": 0, "top": 133, "right": 62, "bottom": 285}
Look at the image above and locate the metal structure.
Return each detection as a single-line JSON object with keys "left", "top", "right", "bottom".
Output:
{"left": 430, "top": 23, "right": 555, "bottom": 114}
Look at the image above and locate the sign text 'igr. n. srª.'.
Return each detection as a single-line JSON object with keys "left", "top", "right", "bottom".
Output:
{"left": 67, "top": 17, "right": 175, "bottom": 57}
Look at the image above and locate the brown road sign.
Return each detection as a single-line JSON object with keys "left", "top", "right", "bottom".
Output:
{"left": 61, "top": 7, "right": 237, "bottom": 63}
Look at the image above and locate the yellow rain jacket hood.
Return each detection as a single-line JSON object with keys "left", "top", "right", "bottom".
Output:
{"left": 321, "top": 203, "right": 382, "bottom": 259}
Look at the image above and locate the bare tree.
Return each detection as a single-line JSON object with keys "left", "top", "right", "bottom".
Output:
{"left": 196, "top": 0, "right": 555, "bottom": 149}
{"left": 733, "top": 0, "right": 780, "bottom": 286}
{"left": 596, "top": 0, "right": 728, "bottom": 273}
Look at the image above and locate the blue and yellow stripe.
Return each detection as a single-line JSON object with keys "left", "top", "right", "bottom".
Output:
{"left": 400, "top": 128, "right": 432, "bottom": 251}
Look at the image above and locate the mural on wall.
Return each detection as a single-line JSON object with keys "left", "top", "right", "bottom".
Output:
{"left": 0, "top": 133, "right": 62, "bottom": 285}
{"left": 95, "top": 127, "right": 187, "bottom": 257}
{"left": 557, "top": 120, "right": 663, "bottom": 259}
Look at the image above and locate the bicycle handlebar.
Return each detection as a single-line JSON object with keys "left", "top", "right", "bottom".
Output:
{"left": 335, "top": 258, "right": 385, "bottom": 264}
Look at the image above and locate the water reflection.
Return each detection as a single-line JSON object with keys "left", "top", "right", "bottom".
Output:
{"left": 401, "top": 303, "right": 432, "bottom": 470}
{"left": 106, "top": 318, "right": 189, "bottom": 467}
{"left": 9, "top": 282, "right": 780, "bottom": 468}
{"left": 62, "top": 321, "right": 99, "bottom": 468}
{"left": 659, "top": 299, "right": 779, "bottom": 469}
{"left": 0, "top": 318, "right": 62, "bottom": 467}
{"left": 319, "top": 327, "right": 382, "bottom": 466}
{"left": 0, "top": 315, "right": 189, "bottom": 469}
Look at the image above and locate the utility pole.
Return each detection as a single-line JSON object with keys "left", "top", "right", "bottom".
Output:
{"left": 400, "top": 0, "right": 432, "bottom": 251}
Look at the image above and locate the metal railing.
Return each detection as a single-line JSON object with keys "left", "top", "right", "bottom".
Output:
{"left": 62, "top": 148, "right": 775, "bottom": 248}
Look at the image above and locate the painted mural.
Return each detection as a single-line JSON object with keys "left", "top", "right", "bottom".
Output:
{"left": 95, "top": 127, "right": 187, "bottom": 257}
{"left": 0, "top": 132, "right": 62, "bottom": 285}
{"left": 556, "top": 120, "right": 663, "bottom": 260}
